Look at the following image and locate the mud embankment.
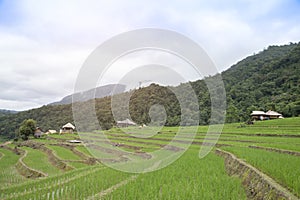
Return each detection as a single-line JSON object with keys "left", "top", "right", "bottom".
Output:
{"left": 20, "top": 141, "right": 73, "bottom": 171}
{"left": 15, "top": 149, "right": 48, "bottom": 178}
{"left": 216, "top": 149, "right": 298, "bottom": 200}
{"left": 249, "top": 145, "right": 300, "bottom": 157}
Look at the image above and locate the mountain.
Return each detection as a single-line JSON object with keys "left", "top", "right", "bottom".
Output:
{"left": 0, "top": 42, "right": 299, "bottom": 141}
{"left": 50, "top": 84, "right": 126, "bottom": 105}
{"left": 221, "top": 42, "right": 300, "bottom": 121}
{"left": 0, "top": 109, "right": 18, "bottom": 117}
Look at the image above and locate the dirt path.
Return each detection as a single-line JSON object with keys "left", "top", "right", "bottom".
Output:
{"left": 249, "top": 145, "right": 300, "bottom": 156}
{"left": 87, "top": 175, "right": 138, "bottom": 200}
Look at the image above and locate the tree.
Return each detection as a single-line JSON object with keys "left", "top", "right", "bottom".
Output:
{"left": 226, "top": 104, "right": 239, "bottom": 123}
{"left": 19, "top": 119, "right": 36, "bottom": 140}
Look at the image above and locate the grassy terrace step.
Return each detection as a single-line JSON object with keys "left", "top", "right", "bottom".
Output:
{"left": 47, "top": 145, "right": 82, "bottom": 161}
{"left": 82, "top": 130, "right": 300, "bottom": 154}
{"left": 67, "top": 162, "right": 89, "bottom": 168}
{"left": 251, "top": 118, "right": 300, "bottom": 126}
{"left": 253, "top": 143, "right": 300, "bottom": 152}
{"left": 107, "top": 132, "right": 300, "bottom": 146}
{"left": 102, "top": 150, "right": 246, "bottom": 200}
{"left": 221, "top": 146, "right": 300, "bottom": 197}
{"left": 1, "top": 166, "right": 98, "bottom": 195}
{"left": 249, "top": 145, "right": 300, "bottom": 156}
{"left": 90, "top": 132, "right": 295, "bottom": 149}
{"left": 15, "top": 149, "right": 48, "bottom": 178}
{"left": 7, "top": 167, "right": 131, "bottom": 200}
{"left": 21, "top": 147, "right": 62, "bottom": 176}
{"left": 216, "top": 149, "right": 298, "bottom": 200}
{"left": 0, "top": 148, "right": 26, "bottom": 188}
{"left": 0, "top": 165, "right": 104, "bottom": 199}
{"left": 75, "top": 145, "right": 93, "bottom": 157}
{"left": 46, "top": 145, "right": 90, "bottom": 168}
{"left": 80, "top": 133, "right": 170, "bottom": 153}
{"left": 1, "top": 117, "right": 299, "bottom": 199}
{"left": 48, "top": 134, "right": 80, "bottom": 140}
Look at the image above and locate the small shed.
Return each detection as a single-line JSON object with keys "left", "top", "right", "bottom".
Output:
{"left": 116, "top": 119, "right": 137, "bottom": 127}
{"left": 61, "top": 123, "right": 75, "bottom": 133}
{"left": 34, "top": 127, "right": 44, "bottom": 138}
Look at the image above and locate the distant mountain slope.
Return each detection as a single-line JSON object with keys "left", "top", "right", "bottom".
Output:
{"left": 221, "top": 42, "right": 300, "bottom": 121}
{"left": 0, "top": 42, "right": 299, "bottom": 141}
{"left": 0, "top": 109, "right": 18, "bottom": 117}
{"left": 0, "top": 109, "right": 18, "bottom": 114}
{"left": 50, "top": 84, "right": 126, "bottom": 105}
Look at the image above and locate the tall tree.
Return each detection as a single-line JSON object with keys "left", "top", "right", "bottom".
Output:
{"left": 18, "top": 119, "right": 36, "bottom": 140}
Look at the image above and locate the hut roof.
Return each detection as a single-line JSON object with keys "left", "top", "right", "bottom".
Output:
{"left": 250, "top": 111, "right": 266, "bottom": 116}
{"left": 62, "top": 123, "right": 75, "bottom": 129}
{"left": 116, "top": 118, "right": 136, "bottom": 125}
{"left": 266, "top": 110, "right": 282, "bottom": 116}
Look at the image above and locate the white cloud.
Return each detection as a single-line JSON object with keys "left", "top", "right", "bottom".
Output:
{"left": 0, "top": 0, "right": 300, "bottom": 110}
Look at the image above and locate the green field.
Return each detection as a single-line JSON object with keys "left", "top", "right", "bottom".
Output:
{"left": 221, "top": 146, "right": 300, "bottom": 196}
{"left": 21, "top": 146, "right": 63, "bottom": 176}
{"left": 0, "top": 148, "right": 26, "bottom": 188}
{"left": 47, "top": 145, "right": 82, "bottom": 161}
{"left": 0, "top": 117, "right": 299, "bottom": 199}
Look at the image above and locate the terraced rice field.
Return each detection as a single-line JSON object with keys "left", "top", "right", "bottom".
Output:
{"left": 0, "top": 117, "right": 299, "bottom": 199}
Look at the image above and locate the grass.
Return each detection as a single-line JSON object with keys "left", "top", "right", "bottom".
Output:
{"left": 75, "top": 145, "right": 93, "bottom": 157}
{"left": 1, "top": 117, "right": 299, "bottom": 199}
{"left": 221, "top": 118, "right": 300, "bottom": 135}
{"left": 0, "top": 165, "right": 101, "bottom": 199}
{"left": 103, "top": 150, "right": 246, "bottom": 200}
{"left": 67, "top": 161, "right": 89, "bottom": 168}
{"left": 21, "top": 147, "right": 62, "bottom": 176}
{"left": 47, "top": 145, "right": 82, "bottom": 161}
{"left": 251, "top": 117, "right": 300, "bottom": 126}
{"left": 221, "top": 146, "right": 300, "bottom": 197}
{"left": 0, "top": 148, "right": 26, "bottom": 188}
{"left": 7, "top": 167, "right": 131, "bottom": 200}
{"left": 48, "top": 133, "right": 80, "bottom": 140}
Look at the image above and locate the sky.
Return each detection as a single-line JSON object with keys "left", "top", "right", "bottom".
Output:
{"left": 0, "top": 0, "right": 300, "bottom": 111}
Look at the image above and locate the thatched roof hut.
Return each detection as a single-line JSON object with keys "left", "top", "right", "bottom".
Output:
{"left": 61, "top": 123, "right": 75, "bottom": 133}
{"left": 265, "top": 110, "right": 283, "bottom": 119}
{"left": 250, "top": 110, "right": 283, "bottom": 120}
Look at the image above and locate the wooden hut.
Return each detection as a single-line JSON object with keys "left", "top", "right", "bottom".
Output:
{"left": 251, "top": 110, "right": 283, "bottom": 120}
{"left": 34, "top": 127, "right": 43, "bottom": 138}
{"left": 61, "top": 123, "right": 75, "bottom": 133}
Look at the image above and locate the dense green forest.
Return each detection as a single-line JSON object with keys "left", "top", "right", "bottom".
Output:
{"left": 222, "top": 42, "right": 300, "bottom": 121}
{"left": 0, "top": 42, "right": 299, "bottom": 141}
{"left": 0, "top": 109, "right": 18, "bottom": 117}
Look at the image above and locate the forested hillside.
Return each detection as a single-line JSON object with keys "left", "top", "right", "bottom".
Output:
{"left": 0, "top": 109, "right": 18, "bottom": 117}
{"left": 222, "top": 42, "right": 300, "bottom": 121}
{"left": 0, "top": 42, "right": 299, "bottom": 141}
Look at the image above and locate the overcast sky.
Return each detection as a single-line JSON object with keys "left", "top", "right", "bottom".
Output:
{"left": 1, "top": 0, "right": 300, "bottom": 111}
